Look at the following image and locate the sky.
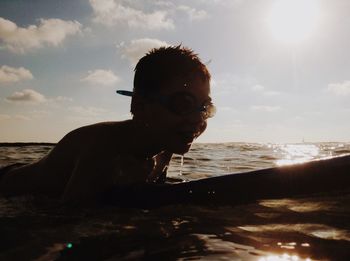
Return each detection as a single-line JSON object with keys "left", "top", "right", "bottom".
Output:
{"left": 0, "top": 0, "right": 349, "bottom": 143}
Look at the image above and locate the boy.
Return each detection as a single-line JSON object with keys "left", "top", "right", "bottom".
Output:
{"left": 0, "top": 45, "right": 215, "bottom": 204}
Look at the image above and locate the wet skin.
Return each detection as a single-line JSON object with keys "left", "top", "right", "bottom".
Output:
{"left": 135, "top": 76, "right": 210, "bottom": 154}
{"left": 0, "top": 76, "right": 211, "bottom": 204}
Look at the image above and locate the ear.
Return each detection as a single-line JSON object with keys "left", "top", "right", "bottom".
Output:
{"left": 130, "top": 95, "right": 145, "bottom": 116}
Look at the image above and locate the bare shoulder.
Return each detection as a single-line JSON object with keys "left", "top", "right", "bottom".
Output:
{"left": 41, "top": 120, "right": 133, "bottom": 169}
{"left": 57, "top": 120, "right": 132, "bottom": 148}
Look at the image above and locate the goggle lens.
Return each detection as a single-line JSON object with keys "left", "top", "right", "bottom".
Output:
{"left": 201, "top": 103, "right": 216, "bottom": 118}
{"left": 167, "top": 93, "right": 216, "bottom": 118}
{"left": 168, "top": 94, "right": 196, "bottom": 115}
{"left": 116, "top": 90, "right": 216, "bottom": 119}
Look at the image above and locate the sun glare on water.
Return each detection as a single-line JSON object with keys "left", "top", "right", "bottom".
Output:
{"left": 274, "top": 144, "right": 320, "bottom": 166}
{"left": 267, "top": 0, "right": 321, "bottom": 43}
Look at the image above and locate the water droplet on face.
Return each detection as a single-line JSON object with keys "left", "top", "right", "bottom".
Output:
{"left": 179, "top": 155, "right": 184, "bottom": 176}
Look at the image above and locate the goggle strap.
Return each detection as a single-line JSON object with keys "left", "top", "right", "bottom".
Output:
{"left": 116, "top": 90, "right": 133, "bottom": 97}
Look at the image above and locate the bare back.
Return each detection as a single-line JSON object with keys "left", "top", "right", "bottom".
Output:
{"left": 1, "top": 121, "right": 134, "bottom": 198}
{"left": 0, "top": 120, "right": 171, "bottom": 204}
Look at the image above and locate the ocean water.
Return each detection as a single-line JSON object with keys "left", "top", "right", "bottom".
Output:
{"left": 0, "top": 142, "right": 350, "bottom": 260}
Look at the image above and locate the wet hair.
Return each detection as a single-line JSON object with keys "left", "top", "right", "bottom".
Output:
{"left": 133, "top": 45, "right": 211, "bottom": 96}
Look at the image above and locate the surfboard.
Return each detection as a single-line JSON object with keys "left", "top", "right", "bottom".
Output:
{"left": 102, "top": 154, "right": 350, "bottom": 208}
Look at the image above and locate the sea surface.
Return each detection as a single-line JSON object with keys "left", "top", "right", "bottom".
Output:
{"left": 0, "top": 142, "right": 350, "bottom": 260}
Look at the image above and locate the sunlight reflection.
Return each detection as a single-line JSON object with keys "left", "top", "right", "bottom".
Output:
{"left": 239, "top": 223, "right": 350, "bottom": 242}
{"left": 275, "top": 144, "right": 320, "bottom": 166}
{"left": 259, "top": 199, "right": 331, "bottom": 213}
{"left": 259, "top": 254, "right": 311, "bottom": 261}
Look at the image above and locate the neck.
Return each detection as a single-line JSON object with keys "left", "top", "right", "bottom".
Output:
{"left": 130, "top": 119, "right": 165, "bottom": 158}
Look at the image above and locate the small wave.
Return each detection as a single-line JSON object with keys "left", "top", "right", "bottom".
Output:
{"left": 0, "top": 142, "right": 56, "bottom": 147}
{"left": 172, "top": 155, "right": 194, "bottom": 161}
{"left": 196, "top": 157, "right": 212, "bottom": 162}
{"left": 232, "top": 166, "right": 256, "bottom": 171}
{"left": 240, "top": 144, "right": 262, "bottom": 151}
{"left": 334, "top": 150, "right": 350, "bottom": 154}
{"left": 259, "top": 155, "right": 278, "bottom": 161}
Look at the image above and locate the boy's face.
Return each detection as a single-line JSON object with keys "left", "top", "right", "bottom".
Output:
{"left": 144, "top": 76, "right": 212, "bottom": 154}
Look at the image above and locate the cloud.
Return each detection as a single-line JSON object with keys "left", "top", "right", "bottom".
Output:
{"left": 119, "top": 38, "right": 169, "bottom": 65}
{"left": 6, "top": 89, "right": 46, "bottom": 104}
{"left": 0, "top": 114, "right": 10, "bottom": 121}
{"left": 54, "top": 96, "right": 73, "bottom": 102}
{"left": 13, "top": 115, "right": 31, "bottom": 121}
{"left": 89, "top": 0, "right": 174, "bottom": 30}
{"left": 177, "top": 5, "right": 209, "bottom": 21}
{"left": 46, "top": 96, "right": 73, "bottom": 108}
{"left": 155, "top": 2, "right": 209, "bottom": 20}
{"left": 66, "top": 105, "right": 117, "bottom": 123}
{"left": 251, "top": 105, "right": 281, "bottom": 112}
{"left": 154, "top": 2, "right": 209, "bottom": 21}
{"left": 196, "top": 0, "right": 244, "bottom": 7}
{"left": 0, "top": 17, "right": 81, "bottom": 53}
{"left": 251, "top": 84, "right": 265, "bottom": 91}
{"left": 0, "top": 65, "right": 33, "bottom": 84}
{"left": 251, "top": 84, "right": 280, "bottom": 96}
{"left": 68, "top": 106, "right": 108, "bottom": 117}
{"left": 81, "top": 69, "right": 120, "bottom": 86}
{"left": 5, "top": 89, "right": 72, "bottom": 107}
{"left": 327, "top": 81, "right": 350, "bottom": 96}
{"left": 211, "top": 73, "right": 255, "bottom": 94}
{"left": 218, "top": 106, "right": 238, "bottom": 113}
{"left": 28, "top": 110, "right": 50, "bottom": 119}
{"left": 0, "top": 114, "right": 30, "bottom": 121}
{"left": 264, "top": 91, "right": 280, "bottom": 96}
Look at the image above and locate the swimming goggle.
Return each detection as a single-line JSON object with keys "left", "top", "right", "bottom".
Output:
{"left": 116, "top": 90, "right": 216, "bottom": 119}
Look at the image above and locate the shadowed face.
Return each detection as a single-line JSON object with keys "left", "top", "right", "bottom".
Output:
{"left": 142, "top": 76, "right": 213, "bottom": 154}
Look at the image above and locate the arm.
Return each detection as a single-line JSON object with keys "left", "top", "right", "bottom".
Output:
{"left": 61, "top": 153, "right": 156, "bottom": 205}
{"left": 61, "top": 155, "right": 109, "bottom": 205}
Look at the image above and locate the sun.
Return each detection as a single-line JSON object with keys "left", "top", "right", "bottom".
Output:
{"left": 267, "top": 0, "right": 320, "bottom": 43}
